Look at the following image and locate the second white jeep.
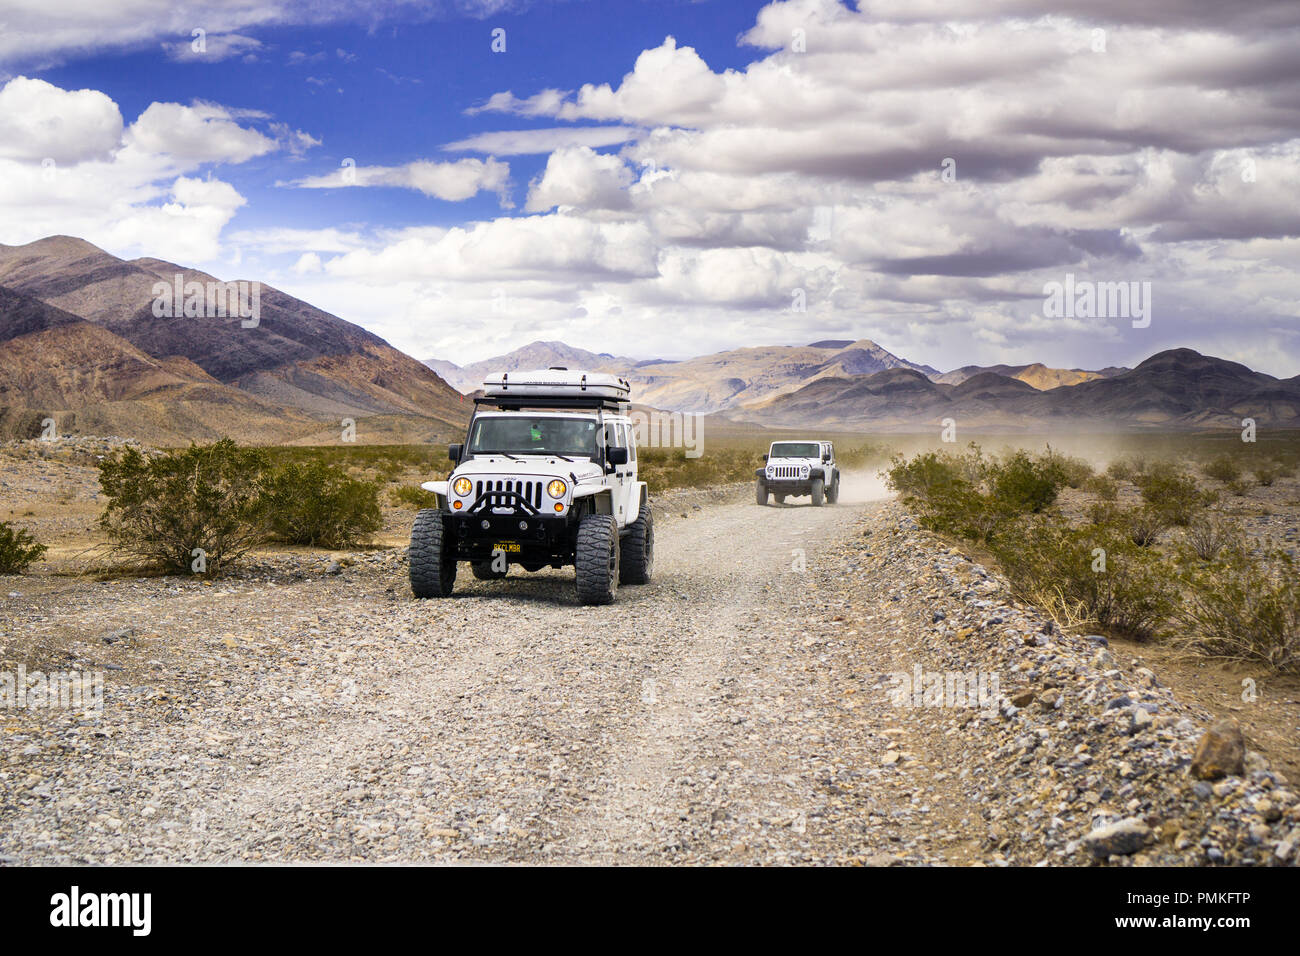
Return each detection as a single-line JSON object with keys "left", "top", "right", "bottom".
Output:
{"left": 755, "top": 440, "right": 839, "bottom": 506}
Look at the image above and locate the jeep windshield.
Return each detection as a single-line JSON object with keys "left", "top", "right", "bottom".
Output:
{"left": 770, "top": 442, "right": 820, "bottom": 458}
{"left": 468, "top": 416, "right": 601, "bottom": 458}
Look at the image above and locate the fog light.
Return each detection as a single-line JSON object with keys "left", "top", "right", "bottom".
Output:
{"left": 553, "top": 503, "right": 563, "bottom": 512}
{"left": 481, "top": 519, "right": 490, "bottom": 530}
{"left": 452, "top": 500, "right": 462, "bottom": 510}
{"left": 518, "top": 520, "right": 528, "bottom": 530}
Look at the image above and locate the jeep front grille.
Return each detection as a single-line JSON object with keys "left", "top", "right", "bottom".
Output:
{"left": 770, "top": 466, "right": 802, "bottom": 479}
{"left": 475, "top": 479, "right": 543, "bottom": 511}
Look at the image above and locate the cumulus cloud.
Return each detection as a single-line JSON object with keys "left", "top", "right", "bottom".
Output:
{"left": 0, "top": 77, "right": 315, "bottom": 263}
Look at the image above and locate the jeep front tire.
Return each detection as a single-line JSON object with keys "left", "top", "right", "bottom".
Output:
{"left": 575, "top": 514, "right": 619, "bottom": 605}
{"left": 756, "top": 479, "right": 769, "bottom": 506}
{"left": 826, "top": 473, "right": 840, "bottom": 504}
{"left": 410, "top": 509, "right": 456, "bottom": 598}
{"left": 619, "top": 500, "right": 654, "bottom": 585}
{"left": 810, "top": 477, "right": 824, "bottom": 507}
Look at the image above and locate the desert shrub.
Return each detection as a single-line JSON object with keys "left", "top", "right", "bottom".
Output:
{"left": 98, "top": 440, "right": 269, "bottom": 575}
{"left": 1085, "top": 501, "right": 1120, "bottom": 525}
{"left": 1039, "top": 447, "right": 1093, "bottom": 488}
{"left": 1175, "top": 550, "right": 1300, "bottom": 671}
{"left": 1225, "top": 478, "right": 1252, "bottom": 497}
{"left": 1201, "top": 455, "right": 1242, "bottom": 483}
{"left": 1254, "top": 466, "right": 1278, "bottom": 488}
{"left": 1121, "top": 506, "right": 1169, "bottom": 547}
{"left": 0, "top": 521, "right": 46, "bottom": 573}
{"left": 884, "top": 450, "right": 967, "bottom": 502}
{"left": 1083, "top": 473, "right": 1119, "bottom": 500}
{"left": 1135, "top": 465, "right": 1211, "bottom": 525}
{"left": 261, "top": 460, "right": 382, "bottom": 548}
{"left": 389, "top": 484, "right": 439, "bottom": 509}
{"left": 1105, "top": 459, "right": 1134, "bottom": 482}
{"left": 1181, "top": 515, "right": 1242, "bottom": 562}
{"left": 989, "top": 449, "right": 1065, "bottom": 513}
{"left": 990, "top": 517, "right": 1174, "bottom": 640}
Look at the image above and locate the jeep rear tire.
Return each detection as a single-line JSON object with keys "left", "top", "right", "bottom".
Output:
{"left": 575, "top": 514, "right": 619, "bottom": 605}
{"left": 410, "top": 509, "right": 456, "bottom": 598}
{"left": 810, "top": 478, "right": 824, "bottom": 507}
{"left": 756, "top": 480, "right": 769, "bottom": 506}
{"left": 619, "top": 500, "right": 654, "bottom": 585}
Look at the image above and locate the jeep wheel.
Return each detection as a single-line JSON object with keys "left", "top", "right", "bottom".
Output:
{"left": 619, "top": 500, "right": 654, "bottom": 585}
{"left": 810, "top": 478, "right": 825, "bottom": 507}
{"left": 826, "top": 475, "right": 840, "bottom": 504}
{"left": 471, "top": 560, "right": 508, "bottom": 580}
{"left": 410, "top": 509, "right": 456, "bottom": 598}
{"left": 575, "top": 514, "right": 619, "bottom": 605}
{"left": 756, "top": 480, "right": 769, "bottom": 506}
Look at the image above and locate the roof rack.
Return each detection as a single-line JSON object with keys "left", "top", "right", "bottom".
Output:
{"left": 473, "top": 395, "right": 627, "bottom": 412}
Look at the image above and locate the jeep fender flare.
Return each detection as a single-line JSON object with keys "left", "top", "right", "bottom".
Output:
{"left": 420, "top": 480, "right": 449, "bottom": 510}
{"left": 572, "top": 485, "right": 614, "bottom": 514}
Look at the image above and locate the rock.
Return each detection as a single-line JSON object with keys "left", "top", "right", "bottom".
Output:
{"left": 1190, "top": 721, "right": 1246, "bottom": 781}
{"left": 1083, "top": 818, "right": 1151, "bottom": 857}
{"left": 1010, "top": 690, "right": 1036, "bottom": 708}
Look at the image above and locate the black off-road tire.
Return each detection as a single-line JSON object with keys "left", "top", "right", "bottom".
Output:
{"left": 409, "top": 508, "right": 456, "bottom": 598}
{"left": 810, "top": 477, "right": 825, "bottom": 507}
{"left": 826, "top": 473, "right": 840, "bottom": 504}
{"left": 619, "top": 500, "right": 654, "bottom": 585}
{"left": 756, "top": 480, "right": 769, "bottom": 506}
{"left": 575, "top": 514, "right": 619, "bottom": 605}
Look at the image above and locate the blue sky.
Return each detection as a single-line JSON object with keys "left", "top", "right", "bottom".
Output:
{"left": 34, "top": 2, "right": 770, "bottom": 243}
{"left": 1, "top": 0, "right": 1298, "bottom": 375}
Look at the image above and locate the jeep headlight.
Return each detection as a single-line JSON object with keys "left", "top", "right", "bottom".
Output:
{"left": 547, "top": 479, "right": 567, "bottom": 498}
{"left": 800, "top": 464, "right": 810, "bottom": 478}
{"left": 452, "top": 477, "right": 473, "bottom": 497}
{"left": 765, "top": 465, "right": 774, "bottom": 477}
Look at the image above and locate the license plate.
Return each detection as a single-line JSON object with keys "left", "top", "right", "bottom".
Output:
{"left": 493, "top": 542, "right": 521, "bottom": 553}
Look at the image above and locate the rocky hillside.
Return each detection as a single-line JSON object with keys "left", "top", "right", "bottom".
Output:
{"left": 0, "top": 236, "right": 467, "bottom": 442}
{"left": 741, "top": 349, "right": 1300, "bottom": 430}
{"left": 429, "top": 337, "right": 938, "bottom": 413}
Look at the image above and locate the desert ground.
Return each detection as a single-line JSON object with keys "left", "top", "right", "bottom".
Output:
{"left": 1, "top": 435, "right": 1298, "bottom": 864}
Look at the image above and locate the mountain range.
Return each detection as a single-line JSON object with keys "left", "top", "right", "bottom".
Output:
{"left": 1, "top": 235, "right": 1295, "bottom": 442}
{"left": 0, "top": 236, "right": 467, "bottom": 444}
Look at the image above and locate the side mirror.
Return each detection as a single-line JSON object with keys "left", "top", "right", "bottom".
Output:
{"left": 448, "top": 443, "right": 462, "bottom": 462}
{"left": 823, "top": 453, "right": 831, "bottom": 462}
{"left": 607, "top": 447, "right": 629, "bottom": 466}
{"left": 762, "top": 454, "right": 768, "bottom": 462}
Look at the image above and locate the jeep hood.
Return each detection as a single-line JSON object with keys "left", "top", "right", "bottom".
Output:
{"left": 454, "top": 455, "right": 603, "bottom": 482}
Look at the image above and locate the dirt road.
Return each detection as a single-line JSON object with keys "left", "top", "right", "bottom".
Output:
{"left": 3, "top": 484, "right": 1296, "bottom": 865}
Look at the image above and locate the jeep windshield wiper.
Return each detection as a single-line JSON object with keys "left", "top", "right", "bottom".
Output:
{"left": 475, "top": 450, "right": 520, "bottom": 460}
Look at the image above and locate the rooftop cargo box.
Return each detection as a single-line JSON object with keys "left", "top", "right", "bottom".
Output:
{"left": 482, "top": 368, "right": 631, "bottom": 401}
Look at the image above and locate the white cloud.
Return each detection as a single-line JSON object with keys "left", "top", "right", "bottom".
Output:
{"left": 442, "top": 126, "right": 641, "bottom": 155}
{"left": 290, "top": 157, "right": 511, "bottom": 203}
{"left": 163, "top": 32, "right": 263, "bottom": 62}
{"left": 0, "top": 77, "right": 122, "bottom": 163}
{"left": 525, "top": 147, "right": 634, "bottom": 212}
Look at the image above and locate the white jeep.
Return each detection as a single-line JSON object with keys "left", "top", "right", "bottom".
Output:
{"left": 756, "top": 440, "right": 839, "bottom": 506}
{"left": 408, "top": 368, "right": 653, "bottom": 605}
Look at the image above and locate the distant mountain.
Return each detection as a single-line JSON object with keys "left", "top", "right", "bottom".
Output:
{"left": 0, "top": 236, "right": 468, "bottom": 442}
{"left": 934, "top": 362, "right": 1128, "bottom": 389}
{"left": 739, "top": 349, "right": 1300, "bottom": 430}
{"left": 428, "top": 337, "right": 938, "bottom": 414}
{"left": 427, "top": 340, "right": 634, "bottom": 393}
